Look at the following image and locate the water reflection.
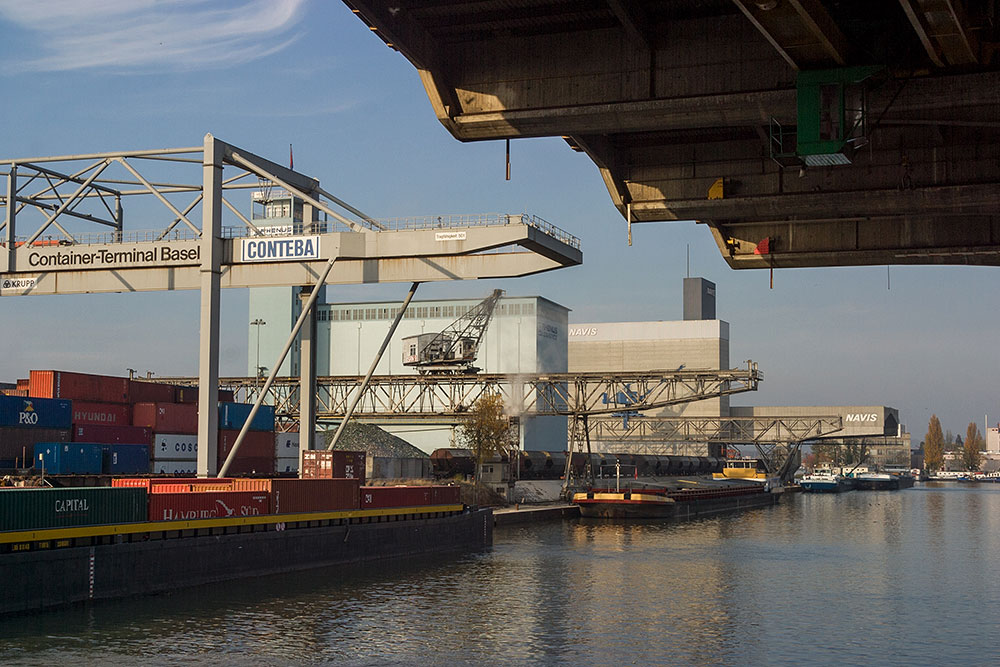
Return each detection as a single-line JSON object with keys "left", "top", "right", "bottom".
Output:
{"left": 3, "top": 488, "right": 1000, "bottom": 665}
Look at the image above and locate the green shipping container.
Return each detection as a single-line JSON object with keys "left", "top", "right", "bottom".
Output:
{"left": 0, "top": 487, "right": 148, "bottom": 532}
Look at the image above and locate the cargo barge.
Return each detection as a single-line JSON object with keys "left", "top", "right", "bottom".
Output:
{"left": 572, "top": 480, "right": 781, "bottom": 519}
{"left": 0, "top": 481, "right": 491, "bottom": 616}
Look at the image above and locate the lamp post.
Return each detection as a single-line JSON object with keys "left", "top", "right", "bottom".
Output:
{"left": 250, "top": 318, "right": 266, "bottom": 389}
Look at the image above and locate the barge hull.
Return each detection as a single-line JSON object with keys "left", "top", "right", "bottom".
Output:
{"left": 577, "top": 492, "right": 779, "bottom": 520}
{"left": 1, "top": 509, "right": 491, "bottom": 615}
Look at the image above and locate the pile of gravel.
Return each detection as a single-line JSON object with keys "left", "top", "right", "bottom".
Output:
{"left": 317, "top": 422, "right": 428, "bottom": 458}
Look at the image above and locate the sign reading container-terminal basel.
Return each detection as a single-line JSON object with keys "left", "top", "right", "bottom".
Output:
{"left": 240, "top": 235, "right": 320, "bottom": 263}
{"left": 16, "top": 240, "right": 202, "bottom": 271}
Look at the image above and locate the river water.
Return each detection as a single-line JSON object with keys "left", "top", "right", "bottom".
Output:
{"left": 1, "top": 482, "right": 999, "bottom": 666}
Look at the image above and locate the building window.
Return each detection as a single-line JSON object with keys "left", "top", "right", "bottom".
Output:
{"left": 524, "top": 303, "right": 535, "bottom": 315}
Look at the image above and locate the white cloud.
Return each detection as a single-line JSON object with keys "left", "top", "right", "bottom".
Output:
{"left": 0, "top": 0, "right": 308, "bottom": 71}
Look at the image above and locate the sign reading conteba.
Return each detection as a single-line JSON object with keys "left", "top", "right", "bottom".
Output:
{"left": 240, "top": 235, "right": 320, "bottom": 262}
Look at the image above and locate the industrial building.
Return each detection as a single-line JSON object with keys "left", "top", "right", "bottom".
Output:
{"left": 249, "top": 287, "right": 569, "bottom": 453}
{"left": 248, "top": 236, "right": 904, "bottom": 466}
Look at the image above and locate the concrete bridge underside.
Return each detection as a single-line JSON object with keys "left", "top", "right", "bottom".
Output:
{"left": 345, "top": 1, "right": 1000, "bottom": 268}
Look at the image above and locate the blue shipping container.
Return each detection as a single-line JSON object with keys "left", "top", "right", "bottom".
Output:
{"left": 218, "top": 402, "right": 275, "bottom": 432}
{"left": 33, "top": 442, "right": 103, "bottom": 474}
{"left": 0, "top": 395, "right": 72, "bottom": 429}
{"left": 107, "top": 443, "right": 150, "bottom": 474}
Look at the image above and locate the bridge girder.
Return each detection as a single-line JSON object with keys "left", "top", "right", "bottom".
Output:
{"left": 344, "top": 1, "right": 1000, "bottom": 268}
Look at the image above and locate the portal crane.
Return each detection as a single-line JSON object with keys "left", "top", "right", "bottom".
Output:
{"left": 401, "top": 289, "right": 504, "bottom": 373}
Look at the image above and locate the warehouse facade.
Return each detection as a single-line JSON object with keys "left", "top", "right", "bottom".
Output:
{"left": 249, "top": 289, "right": 569, "bottom": 453}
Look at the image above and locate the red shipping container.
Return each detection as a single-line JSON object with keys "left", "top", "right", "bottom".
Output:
{"left": 30, "top": 370, "right": 130, "bottom": 403}
{"left": 148, "top": 490, "right": 271, "bottom": 521}
{"left": 223, "top": 456, "right": 274, "bottom": 476}
{"left": 0, "top": 426, "right": 71, "bottom": 460}
{"left": 232, "top": 478, "right": 360, "bottom": 513}
{"left": 360, "top": 485, "right": 435, "bottom": 509}
{"left": 217, "top": 430, "right": 273, "bottom": 460}
{"left": 431, "top": 485, "right": 461, "bottom": 505}
{"left": 133, "top": 402, "right": 197, "bottom": 434}
{"left": 301, "top": 450, "right": 366, "bottom": 481}
{"left": 72, "top": 424, "right": 152, "bottom": 445}
{"left": 129, "top": 380, "right": 175, "bottom": 404}
{"left": 169, "top": 386, "right": 234, "bottom": 404}
{"left": 174, "top": 386, "right": 198, "bottom": 403}
{"left": 72, "top": 401, "right": 131, "bottom": 426}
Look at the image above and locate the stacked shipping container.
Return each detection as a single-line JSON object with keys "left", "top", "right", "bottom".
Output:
{"left": 0, "top": 395, "right": 72, "bottom": 468}
{"left": 0, "top": 369, "right": 273, "bottom": 474}
{"left": 301, "top": 450, "right": 366, "bottom": 481}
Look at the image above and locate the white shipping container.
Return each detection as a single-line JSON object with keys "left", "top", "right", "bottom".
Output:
{"left": 276, "top": 457, "right": 299, "bottom": 474}
{"left": 152, "top": 433, "right": 198, "bottom": 461}
{"left": 275, "top": 432, "right": 299, "bottom": 458}
{"left": 275, "top": 431, "right": 328, "bottom": 457}
{"left": 152, "top": 460, "right": 197, "bottom": 474}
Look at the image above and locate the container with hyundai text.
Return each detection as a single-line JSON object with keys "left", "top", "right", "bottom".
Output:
{"left": 72, "top": 400, "right": 131, "bottom": 427}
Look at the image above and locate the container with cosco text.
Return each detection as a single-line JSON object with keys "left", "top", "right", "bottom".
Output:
{"left": 152, "top": 433, "right": 198, "bottom": 461}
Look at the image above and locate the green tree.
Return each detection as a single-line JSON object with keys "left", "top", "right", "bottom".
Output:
{"left": 457, "top": 393, "right": 517, "bottom": 501}
{"left": 962, "top": 422, "right": 984, "bottom": 471}
{"left": 924, "top": 415, "right": 945, "bottom": 473}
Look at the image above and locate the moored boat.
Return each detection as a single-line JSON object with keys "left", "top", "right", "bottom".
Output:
{"left": 799, "top": 471, "right": 853, "bottom": 493}
{"left": 572, "top": 480, "right": 781, "bottom": 520}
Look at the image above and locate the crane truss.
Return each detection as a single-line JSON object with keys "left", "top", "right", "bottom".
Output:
{"left": 179, "top": 364, "right": 761, "bottom": 420}
{"left": 585, "top": 415, "right": 844, "bottom": 444}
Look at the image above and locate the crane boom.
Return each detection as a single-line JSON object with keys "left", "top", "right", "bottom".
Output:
{"left": 402, "top": 289, "right": 505, "bottom": 373}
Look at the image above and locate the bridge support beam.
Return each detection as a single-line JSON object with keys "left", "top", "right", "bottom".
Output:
{"left": 197, "top": 134, "right": 223, "bottom": 477}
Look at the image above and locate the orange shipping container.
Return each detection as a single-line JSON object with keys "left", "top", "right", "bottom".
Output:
{"left": 30, "top": 370, "right": 130, "bottom": 403}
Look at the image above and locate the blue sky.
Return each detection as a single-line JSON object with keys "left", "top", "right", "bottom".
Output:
{"left": 0, "top": 0, "right": 995, "bottom": 441}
